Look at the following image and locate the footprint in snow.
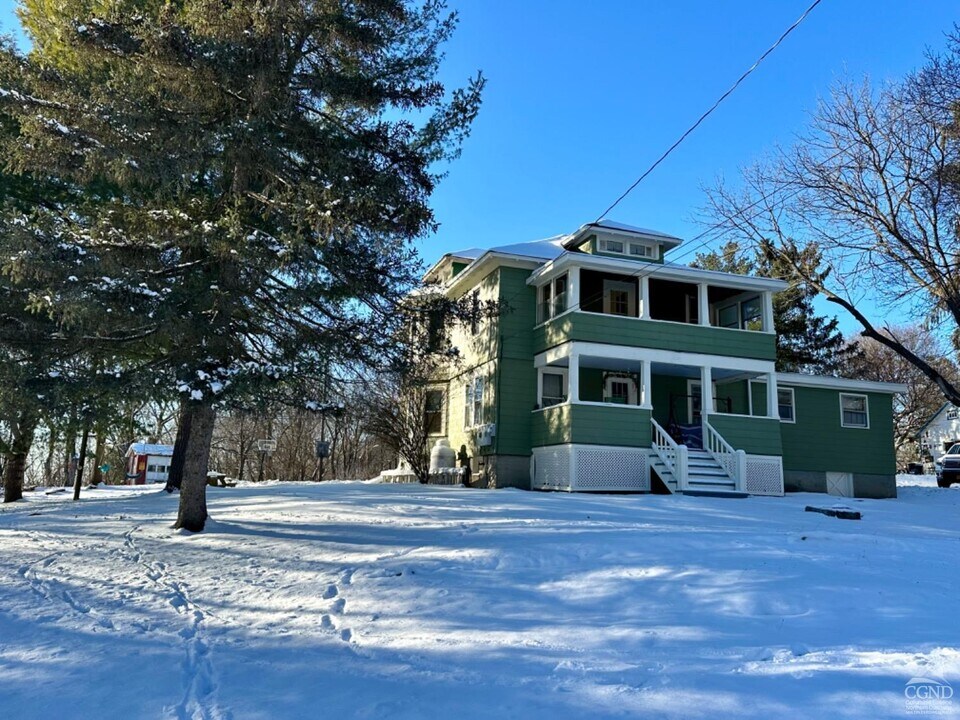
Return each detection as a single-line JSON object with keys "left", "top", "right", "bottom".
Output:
{"left": 330, "top": 598, "right": 346, "bottom": 614}
{"left": 322, "top": 584, "right": 338, "bottom": 599}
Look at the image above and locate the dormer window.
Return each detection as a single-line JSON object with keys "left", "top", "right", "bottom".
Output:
{"left": 598, "top": 237, "right": 657, "bottom": 260}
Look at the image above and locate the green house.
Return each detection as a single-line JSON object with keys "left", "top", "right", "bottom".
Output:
{"left": 420, "top": 220, "right": 905, "bottom": 499}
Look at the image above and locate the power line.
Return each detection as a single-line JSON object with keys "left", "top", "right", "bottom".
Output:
{"left": 595, "top": 0, "right": 824, "bottom": 222}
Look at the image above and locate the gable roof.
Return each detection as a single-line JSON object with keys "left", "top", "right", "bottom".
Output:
{"left": 915, "top": 402, "right": 957, "bottom": 438}
{"left": 127, "top": 442, "right": 174, "bottom": 457}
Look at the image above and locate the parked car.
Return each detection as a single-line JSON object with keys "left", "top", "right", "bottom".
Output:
{"left": 936, "top": 443, "right": 960, "bottom": 487}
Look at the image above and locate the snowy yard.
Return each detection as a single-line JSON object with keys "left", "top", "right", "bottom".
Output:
{"left": 1, "top": 478, "right": 958, "bottom": 720}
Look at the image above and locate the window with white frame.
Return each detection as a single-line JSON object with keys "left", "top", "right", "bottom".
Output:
{"left": 604, "top": 375, "right": 637, "bottom": 405}
{"left": 541, "top": 371, "right": 566, "bottom": 407}
{"left": 777, "top": 387, "right": 795, "bottom": 422}
{"left": 598, "top": 238, "right": 625, "bottom": 254}
{"left": 603, "top": 279, "right": 636, "bottom": 316}
{"left": 464, "top": 376, "right": 485, "bottom": 428}
{"left": 537, "top": 273, "right": 568, "bottom": 324}
{"left": 840, "top": 393, "right": 869, "bottom": 428}
{"left": 148, "top": 464, "right": 156, "bottom": 473}
{"left": 598, "top": 238, "right": 657, "bottom": 259}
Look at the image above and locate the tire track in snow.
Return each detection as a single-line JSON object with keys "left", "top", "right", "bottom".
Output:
{"left": 122, "top": 527, "right": 231, "bottom": 720}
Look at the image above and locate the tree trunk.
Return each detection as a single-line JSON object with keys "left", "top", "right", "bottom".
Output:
{"left": 3, "top": 414, "right": 38, "bottom": 503}
{"left": 91, "top": 431, "right": 106, "bottom": 485}
{"left": 43, "top": 430, "right": 56, "bottom": 486}
{"left": 166, "top": 399, "right": 191, "bottom": 492}
{"left": 174, "top": 400, "right": 216, "bottom": 532}
{"left": 73, "top": 419, "right": 91, "bottom": 501}
{"left": 63, "top": 427, "right": 77, "bottom": 487}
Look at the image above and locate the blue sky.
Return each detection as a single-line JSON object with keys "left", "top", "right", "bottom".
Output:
{"left": 3, "top": 0, "right": 957, "bottom": 332}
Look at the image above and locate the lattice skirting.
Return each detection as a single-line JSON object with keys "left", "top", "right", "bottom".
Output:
{"left": 744, "top": 454, "right": 784, "bottom": 496}
{"left": 532, "top": 445, "right": 651, "bottom": 492}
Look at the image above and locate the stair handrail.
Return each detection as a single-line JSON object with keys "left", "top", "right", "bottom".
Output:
{"left": 651, "top": 418, "right": 688, "bottom": 490}
{"left": 703, "top": 418, "right": 742, "bottom": 489}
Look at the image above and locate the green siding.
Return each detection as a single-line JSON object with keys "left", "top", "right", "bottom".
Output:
{"left": 779, "top": 387, "right": 896, "bottom": 475}
{"left": 493, "top": 267, "right": 538, "bottom": 456}
{"left": 708, "top": 414, "right": 783, "bottom": 456}
{"left": 451, "top": 261, "right": 469, "bottom": 277}
{"left": 651, "top": 373, "right": 689, "bottom": 426}
{"left": 716, "top": 379, "right": 750, "bottom": 415}
{"left": 579, "top": 367, "right": 605, "bottom": 403}
{"left": 534, "top": 313, "right": 776, "bottom": 361}
{"left": 532, "top": 404, "right": 652, "bottom": 447}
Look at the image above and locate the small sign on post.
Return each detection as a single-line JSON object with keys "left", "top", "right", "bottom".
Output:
{"left": 315, "top": 440, "right": 330, "bottom": 459}
{"left": 257, "top": 439, "right": 277, "bottom": 453}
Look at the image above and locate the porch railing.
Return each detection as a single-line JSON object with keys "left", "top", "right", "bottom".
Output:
{"left": 651, "top": 417, "right": 688, "bottom": 491}
{"left": 703, "top": 418, "right": 747, "bottom": 491}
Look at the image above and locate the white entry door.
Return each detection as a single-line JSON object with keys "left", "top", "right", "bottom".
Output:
{"left": 825, "top": 472, "right": 854, "bottom": 497}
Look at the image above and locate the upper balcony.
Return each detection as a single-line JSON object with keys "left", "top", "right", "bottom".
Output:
{"left": 528, "top": 255, "right": 787, "bottom": 362}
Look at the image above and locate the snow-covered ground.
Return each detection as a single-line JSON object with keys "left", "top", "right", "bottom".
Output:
{"left": 1, "top": 477, "right": 958, "bottom": 719}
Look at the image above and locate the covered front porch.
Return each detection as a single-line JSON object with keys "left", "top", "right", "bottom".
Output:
{"left": 531, "top": 342, "right": 785, "bottom": 495}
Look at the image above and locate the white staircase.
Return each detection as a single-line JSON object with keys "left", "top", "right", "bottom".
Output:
{"left": 650, "top": 418, "right": 747, "bottom": 497}
{"left": 650, "top": 449, "right": 745, "bottom": 496}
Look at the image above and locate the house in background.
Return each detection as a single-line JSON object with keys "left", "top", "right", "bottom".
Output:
{"left": 125, "top": 442, "right": 174, "bottom": 485}
{"left": 916, "top": 403, "right": 960, "bottom": 460}
{"left": 419, "top": 219, "right": 906, "bottom": 499}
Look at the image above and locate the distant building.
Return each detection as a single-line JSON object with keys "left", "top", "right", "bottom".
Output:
{"left": 917, "top": 403, "right": 960, "bottom": 459}
{"left": 125, "top": 442, "right": 174, "bottom": 485}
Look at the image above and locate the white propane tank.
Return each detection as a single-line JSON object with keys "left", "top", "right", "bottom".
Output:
{"left": 429, "top": 439, "right": 456, "bottom": 471}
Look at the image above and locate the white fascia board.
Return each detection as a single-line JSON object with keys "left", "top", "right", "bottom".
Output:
{"left": 526, "top": 253, "right": 789, "bottom": 292}
{"left": 771, "top": 372, "right": 908, "bottom": 395}
{"left": 566, "top": 223, "right": 683, "bottom": 250}
{"left": 444, "top": 251, "right": 543, "bottom": 298}
{"left": 535, "top": 340, "right": 776, "bottom": 374}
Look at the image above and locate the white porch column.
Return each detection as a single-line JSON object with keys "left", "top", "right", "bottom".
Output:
{"left": 766, "top": 371, "right": 779, "bottom": 419}
{"left": 639, "top": 275, "right": 651, "bottom": 319}
{"left": 641, "top": 360, "right": 652, "bottom": 407}
{"left": 568, "top": 266, "right": 580, "bottom": 313}
{"left": 568, "top": 351, "right": 580, "bottom": 403}
{"left": 698, "top": 283, "right": 710, "bottom": 326}
{"left": 536, "top": 369, "right": 544, "bottom": 406}
{"left": 762, "top": 291, "right": 775, "bottom": 333}
{"left": 701, "top": 365, "right": 714, "bottom": 415}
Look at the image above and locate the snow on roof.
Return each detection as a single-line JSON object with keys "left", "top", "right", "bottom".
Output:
{"left": 447, "top": 235, "right": 568, "bottom": 263}
{"left": 588, "top": 219, "right": 683, "bottom": 241}
{"left": 127, "top": 443, "right": 174, "bottom": 457}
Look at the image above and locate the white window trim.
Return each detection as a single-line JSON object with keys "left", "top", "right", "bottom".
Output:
{"left": 602, "top": 279, "right": 636, "bottom": 316}
{"left": 537, "top": 274, "right": 569, "bottom": 324}
{"left": 839, "top": 392, "right": 870, "bottom": 429}
{"left": 604, "top": 375, "right": 638, "bottom": 405}
{"left": 598, "top": 237, "right": 659, "bottom": 260}
{"left": 464, "top": 376, "right": 486, "bottom": 430}
{"left": 538, "top": 368, "right": 568, "bottom": 408}
{"left": 777, "top": 387, "right": 796, "bottom": 424}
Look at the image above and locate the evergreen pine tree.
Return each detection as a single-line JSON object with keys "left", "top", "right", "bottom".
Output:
{"left": 1, "top": 1, "right": 483, "bottom": 528}
{"left": 693, "top": 240, "right": 852, "bottom": 373}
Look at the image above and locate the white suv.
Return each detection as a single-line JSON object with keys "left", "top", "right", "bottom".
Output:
{"left": 937, "top": 443, "right": 960, "bottom": 488}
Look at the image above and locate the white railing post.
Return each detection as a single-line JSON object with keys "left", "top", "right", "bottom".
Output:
{"left": 569, "top": 351, "right": 580, "bottom": 403}
{"left": 677, "top": 444, "right": 689, "bottom": 491}
{"left": 736, "top": 449, "right": 747, "bottom": 493}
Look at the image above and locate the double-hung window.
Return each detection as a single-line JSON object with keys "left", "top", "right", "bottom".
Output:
{"left": 425, "top": 389, "right": 444, "bottom": 435}
{"left": 541, "top": 372, "right": 566, "bottom": 407}
{"left": 777, "top": 388, "right": 795, "bottom": 423}
{"left": 840, "top": 393, "right": 869, "bottom": 428}
{"left": 464, "top": 377, "right": 485, "bottom": 428}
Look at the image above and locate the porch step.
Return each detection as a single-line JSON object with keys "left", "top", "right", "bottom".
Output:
{"left": 651, "top": 451, "right": 741, "bottom": 497}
